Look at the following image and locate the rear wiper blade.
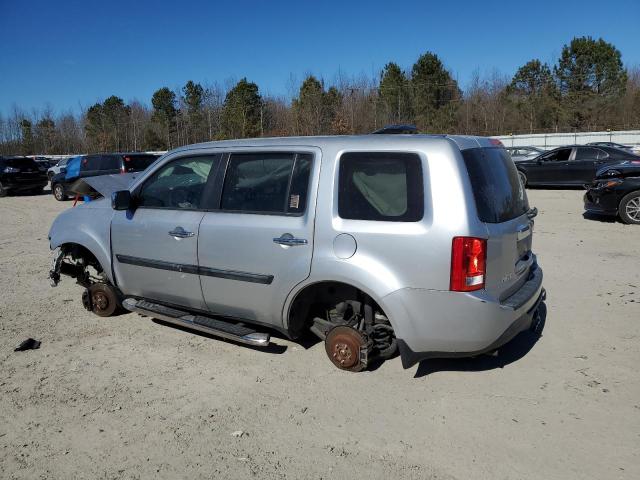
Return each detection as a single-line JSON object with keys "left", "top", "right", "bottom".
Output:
{"left": 527, "top": 207, "right": 538, "bottom": 219}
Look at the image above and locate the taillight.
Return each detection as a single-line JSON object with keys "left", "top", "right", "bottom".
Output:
{"left": 450, "top": 237, "right": 487, "bottom": 292}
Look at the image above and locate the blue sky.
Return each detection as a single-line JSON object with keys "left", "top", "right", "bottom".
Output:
{"left": 1, "top": 0, "right": 639, "bottom": 115}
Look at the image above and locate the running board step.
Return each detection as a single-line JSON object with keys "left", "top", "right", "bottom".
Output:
{"left": 122, "top": 298, "right": 270, "bottom": 347}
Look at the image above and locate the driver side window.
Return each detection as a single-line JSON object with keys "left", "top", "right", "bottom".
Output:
{"left": 542, "top": 148, "right": 571, "bottom": 162}
{"left": 138, "top": 155, "right": 217, "bottom": 210}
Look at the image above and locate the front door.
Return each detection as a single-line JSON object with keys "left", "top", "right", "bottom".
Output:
{"left": 198, "top": 151, "right": 318, "bottom": 327}
{"left": 111, "top": 154, "right": 220, "bottom": 310}
{"left": 527, "top": 147, "right": 573, "bottom": 184}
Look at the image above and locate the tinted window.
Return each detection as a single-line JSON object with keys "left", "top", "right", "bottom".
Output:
{"left": 123, "top": 154, "right": 158, "bottom": 172}
{"left": 574, "top": 147, "right": 600, "bottom": 160}
{"left": 338, "top": 152, "right": 423, "bottom": 222}
{"left": 542, "top": 148, "right": 571, "bottom": 162}
{"left": 100, "top": 155, "right": 121, "bottom": 170}
{"left": 463, "top": 147, "right": 529, "bottom": 223}
{"left": 3, "top": 158, "right": 39, "bottom": 168}
{"left": 81, "top": 155, "right": 101, "bottom": 171}
{"left": 58, "top": 158, "right": 69, "bottom": 167}
{"left": 138, "top": 155, "right": 216, "bottom": 209}
{"left": 221, "top": 153, "right": 296, "bottom": 213}
{"left": 288, "top": 154, "right": 312, "bottom": 214}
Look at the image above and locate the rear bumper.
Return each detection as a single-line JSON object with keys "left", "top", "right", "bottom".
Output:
{"left": 383, "top": 265, "right": 545, "bottom": 369}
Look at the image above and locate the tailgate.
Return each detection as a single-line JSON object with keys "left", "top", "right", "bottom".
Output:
{"left": 484, "top": 214, "right": 534, "bottom": 301}
{"left": 461, "top": 146, "right": 533, "bottom": 301}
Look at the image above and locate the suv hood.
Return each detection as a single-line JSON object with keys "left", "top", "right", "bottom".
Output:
{"left": 595, "top": 160, "right": 640, "bottom": 179}
{"left": 69, "top": 172, "right": 139, "bottom": 197}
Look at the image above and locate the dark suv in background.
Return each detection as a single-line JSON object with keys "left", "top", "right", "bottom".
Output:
{"left": 0, "top": 156, "right": 48, "bottom": 197}
{"left": 51, "top": 153, "right": 159, "bottom": 201}
{"left": 515, "top": 145, "right": 639, "bottom": 187}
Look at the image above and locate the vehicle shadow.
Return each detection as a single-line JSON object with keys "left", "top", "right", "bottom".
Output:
{"left": 413, "top": 303, "right": 547, "bottom": 378}
{"left": 151, "top": 318, "right": 288, "bottom": 355}
{"left": 525, "top": 185, "right": 585, "bottom": 191}
{"left": 582, "top": 211, "right": 619, "bottom": 224}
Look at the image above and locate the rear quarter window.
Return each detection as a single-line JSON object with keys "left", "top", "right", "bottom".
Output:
{"left": 462, "top": 147, "right": 529, "bottom": 223}
{"left": 338, "top": 152, "right": 423, "bottom": 222}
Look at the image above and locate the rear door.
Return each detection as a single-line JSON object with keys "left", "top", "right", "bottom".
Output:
{"left": 463, "top": 147, "right": 533, "bottom": 300}
{"left": 111, "top": 153, "right": 220, "bottom": 310}
{"left": 197, "top": 150, "right": 318, "bottom": 327}
{"left": 567, "top": 147, "right": 601, "bottom": 184}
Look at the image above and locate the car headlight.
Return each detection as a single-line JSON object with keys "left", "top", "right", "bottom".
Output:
{"left": 596, "top": 178, "right": 623, "bottom": 189}
{"left": 3, "top": 166, "right": 20, "bottom": 173}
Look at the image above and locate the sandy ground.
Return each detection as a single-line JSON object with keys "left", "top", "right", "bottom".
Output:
{"left": 0, "top": 188, "right": 639, "bottom": 480}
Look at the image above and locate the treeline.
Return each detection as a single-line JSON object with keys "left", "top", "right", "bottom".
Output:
{"left": 1, "top": 36, "right": 639, "bottom": 155}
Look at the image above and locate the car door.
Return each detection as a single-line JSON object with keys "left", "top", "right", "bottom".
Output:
{"left": 566, "top": 147, "right": 602, "bottom": 184}
{"left": 111, "top": 153, "right": 220, "bottom": 310}
{"left": 526, "top": 147, "right": 573, "bottom": 184}
{"left": 197, "top": 150, "right": 318, "bottom": 327}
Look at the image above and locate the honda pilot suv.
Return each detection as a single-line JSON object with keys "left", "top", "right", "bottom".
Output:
{"left": 48, "top": 135, "right": 545, "bottom": 371}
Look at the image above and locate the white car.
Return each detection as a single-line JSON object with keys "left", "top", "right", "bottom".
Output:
{"left": 47, "top": 156, "right": 73, "bottom": 181}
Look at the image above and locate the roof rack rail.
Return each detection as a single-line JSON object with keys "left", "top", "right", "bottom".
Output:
{"left": 371, "top": 124, "right": 418, "bottom": 135}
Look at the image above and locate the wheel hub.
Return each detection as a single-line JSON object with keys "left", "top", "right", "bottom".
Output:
{"left": 92, "top": 291, "right": 109, "bottom": 312}
{"left": 325, "top": 326, "right": 368, "bottom": 372}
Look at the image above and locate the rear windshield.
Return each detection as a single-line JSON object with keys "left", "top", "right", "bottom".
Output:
{"left": 462, "top": 147, "right": 529, "bottom": 223}
{"left": 122, "top": 154, "right": 157, "bottom": 172}
{"left": 3, "top": 158, "right": 40, "bottom": 168}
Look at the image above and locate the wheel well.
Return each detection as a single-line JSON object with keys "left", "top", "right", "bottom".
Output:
{"left": 287, "top": 281, "right": 388, "bottom": 339}
{"left": 60, "top": 243, "right": 104, "bottom": 274}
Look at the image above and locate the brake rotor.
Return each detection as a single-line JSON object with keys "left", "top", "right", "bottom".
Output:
{"left": 88, "top": 283, "right": 119, "bottom": 317}
{"left": 325, "top": 326, "right": 368, "bottom": 372}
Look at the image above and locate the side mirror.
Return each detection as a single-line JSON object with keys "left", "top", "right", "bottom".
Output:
{"left": 111, "top": 190, "right": 132, "bottom": 210}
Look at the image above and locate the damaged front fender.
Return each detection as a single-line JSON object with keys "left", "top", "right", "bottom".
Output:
{"left": 49, "top": 247, "right": 64, "bottom": 287}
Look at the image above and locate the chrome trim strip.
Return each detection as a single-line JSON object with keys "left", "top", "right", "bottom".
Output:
{"left": 115, "top": 254, "right": 273, "bottom": 285}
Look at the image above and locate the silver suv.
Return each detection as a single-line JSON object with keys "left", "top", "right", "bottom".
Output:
{"left": 48, "top": 135, "right": 545, "bottom": 371}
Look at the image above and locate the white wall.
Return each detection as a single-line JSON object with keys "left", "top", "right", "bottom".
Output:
{"left": 494, "top": 130, "right": 640, "bottom": 149}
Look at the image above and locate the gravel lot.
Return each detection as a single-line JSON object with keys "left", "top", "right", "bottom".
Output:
{"left": 1, "top": 188, "right": 639, "bottom": 479}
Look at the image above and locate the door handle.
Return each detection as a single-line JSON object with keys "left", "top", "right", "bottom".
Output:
{"left": 168, "top": 226, "right": 195, "bottom": 238}
{"left": 273, "top": 234, "right": 308, "bottom": 246}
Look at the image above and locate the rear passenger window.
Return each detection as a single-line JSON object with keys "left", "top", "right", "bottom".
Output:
{"left": 574, "top": 148, "right": 599, "bottom": 160}
{"left": 338, "top": 152, "right": 423, "bottom": 222}
{"left": 221, "top": 153, "right": 312, "bottom": 214}
{"left": 82, "top": 155, "right": 101, "bottom": 171}
{"left": 100, "top": 155, "right": 121, "bottom": 170}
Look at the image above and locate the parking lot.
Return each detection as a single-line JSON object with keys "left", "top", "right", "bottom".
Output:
{"left": 0, "top": 188, "right": 638, "bottom": 479}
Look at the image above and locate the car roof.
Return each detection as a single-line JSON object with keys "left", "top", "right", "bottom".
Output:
{"left": 169, "top": 134, "right": 497, "bottom": 155}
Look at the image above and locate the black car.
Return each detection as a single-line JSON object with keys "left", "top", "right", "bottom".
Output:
{"left": 516, "top": 145, "right": 640, "bottom": 187}
{"left": 586, "top": 142, "right": 633, "bottom": 151}
{"left": 0, "top": 156, "right": 48, "bottom": 197}
{"left": 51, "top": 152, "right": 159, "bottom": 201}
{"left": 584, "top": 160, "right": 640, "bottom": 225}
